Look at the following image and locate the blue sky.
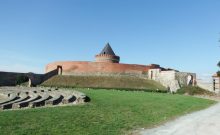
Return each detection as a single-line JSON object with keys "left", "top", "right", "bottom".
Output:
{"left": 0, "top": 0, "right": 219, "bottom": 78}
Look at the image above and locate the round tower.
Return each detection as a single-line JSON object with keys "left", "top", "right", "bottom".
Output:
{"left": 95, "top": 43, "right": 120, "bottom": 63}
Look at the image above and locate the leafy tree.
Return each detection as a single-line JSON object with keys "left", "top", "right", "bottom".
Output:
{"left": 217, "top": 37, "right": 220, "bottom": 76}
{"left": 218, "top": 62, "right": 220, "bottom": 76}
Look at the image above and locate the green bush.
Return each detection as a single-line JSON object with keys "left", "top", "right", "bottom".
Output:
{"left": 217, "top": 71, "right": 220, "bottom": 77}
{"left": 217, "top": 61, "right": 220, "bottom": 68}
{"left": 217, "top": 61, "right": 220, "bottom": 76}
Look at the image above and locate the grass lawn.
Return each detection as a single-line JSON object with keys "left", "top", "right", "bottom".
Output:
{"left": 0, "top": 89, "right": 216, "bottom": 135}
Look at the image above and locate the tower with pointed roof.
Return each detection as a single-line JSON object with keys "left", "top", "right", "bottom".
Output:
{"left": 95, "top": 43, "right": 120, "bottom": 63}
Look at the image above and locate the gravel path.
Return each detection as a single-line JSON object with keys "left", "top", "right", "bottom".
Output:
{"left": 139, "top": 102, "right": 220, "bottom": 135}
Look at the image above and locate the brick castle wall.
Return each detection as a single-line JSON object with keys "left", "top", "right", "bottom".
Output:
{"left": 95, "top": 54, "right": 120, "bottom": 63}
{"left": 46, "top": 61, "right": 152, "bottom": 76}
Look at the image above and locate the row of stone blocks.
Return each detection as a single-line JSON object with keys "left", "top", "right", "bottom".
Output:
{"left": 0, "top": 88, "right": 89, "bottom": 110}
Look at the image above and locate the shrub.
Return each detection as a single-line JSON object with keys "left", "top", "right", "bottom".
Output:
{"left": 217, "top": 71, "right": 220, "bottom": 77}
{"left": 177, "top": 86, "right": 215, "bottom": 96}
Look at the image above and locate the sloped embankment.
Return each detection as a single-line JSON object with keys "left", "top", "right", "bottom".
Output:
{"left": 42, "top": 75, "right": 167, "bottom": 91}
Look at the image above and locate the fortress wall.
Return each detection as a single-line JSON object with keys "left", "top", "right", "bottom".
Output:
{"left": 148, "top": 69, "right": 197, "bottom": 92}
{"left": 42, "top": 69, "right": 58, "bottom": 82}
{"left": 148, "top": 69, "right": 179, "bottom": 91}
{"left": 0, "top": 69, "right": 58, "bottom": 86}
{"left": 46, "top": 61, "right": 150, "bottom": 76}
{"left": 0, "top": 72, "right": 26, "bottom": 86}
{"left": 95, "top": 54, "right": 120, "bottom": 63}
{"left": 175, "top": 72, "right": 196, "bottom": 86}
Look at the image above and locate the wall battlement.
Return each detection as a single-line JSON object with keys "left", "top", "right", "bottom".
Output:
{"left": 95, "top": 54, "right": 120, "bottom": 63}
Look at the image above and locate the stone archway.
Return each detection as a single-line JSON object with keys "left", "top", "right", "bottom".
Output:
{"left": 57, "top": 66, "right": 63, "bottom": 75}
{"left": 26, "top": 73, "right": 36, "bottom": 87}
{"left": 187, "top": 75, "right": 193, "bottom": 86}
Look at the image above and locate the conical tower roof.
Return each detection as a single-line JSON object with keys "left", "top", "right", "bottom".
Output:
{"left": 100, "top": 43, "right": 116, "bottom": 55}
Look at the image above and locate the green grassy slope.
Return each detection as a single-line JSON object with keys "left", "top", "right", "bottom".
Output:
{"left": 177, "top": 86, "right": 216, "bottom": 96}
{"left": 0, "top": 89, "right": 216, "bottom": 135}
{"left": 42, "top": 75, "right": 167, "bottom": 91}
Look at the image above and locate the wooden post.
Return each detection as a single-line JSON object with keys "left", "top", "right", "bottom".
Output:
{"left": 213, "top": 78, "right": 215, "bottom": 91}
{"left": 219, "top": 77, "right": 220, "bottom": 91}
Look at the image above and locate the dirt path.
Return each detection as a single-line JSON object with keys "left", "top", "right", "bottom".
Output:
{"left": 139, "top": 102, "right": 220, "bottom": 135}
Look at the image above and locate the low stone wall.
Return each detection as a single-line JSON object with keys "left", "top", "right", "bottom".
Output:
{"left": 197, "top": 81, "right": 214, "bottom": 92}
{"left": 0, "top": 69, "right": 58, "bottom": 87}
{"left": 0, "top": 87, "right": 88, "bottom": 110}
{"left": 61, "top": 72, "right": 148, "bottom": 78}
{"left": 0, "top": 72, "right": 26, "bottom": 86}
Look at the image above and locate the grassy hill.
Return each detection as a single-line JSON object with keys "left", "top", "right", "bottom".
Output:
{"left": 177, "top": 86, "right": 216, "bottom": 96}
{"left": 42, "top": 75, "right": 167, "bottom": 91}
{"left": 0, "top": 88, "right": 216, "bottom": 135}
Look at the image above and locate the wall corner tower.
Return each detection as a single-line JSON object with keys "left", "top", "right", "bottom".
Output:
{"left": 95, "top": 43, "right": 120, "bottom": 63}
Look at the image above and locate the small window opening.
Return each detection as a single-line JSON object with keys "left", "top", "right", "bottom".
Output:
{"left": 151, "top": 71, "right": 153, "bottom": 79}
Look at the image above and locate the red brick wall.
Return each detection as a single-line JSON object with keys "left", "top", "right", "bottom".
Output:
{"left": 46, "top": 61, "right": 152, "bottom": 75}
{"left": 95, "top": 54, "right": 120, "bottom": 63}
